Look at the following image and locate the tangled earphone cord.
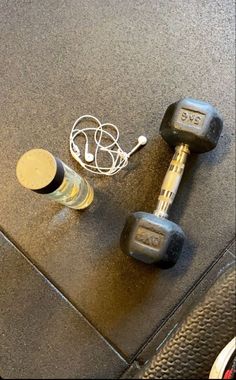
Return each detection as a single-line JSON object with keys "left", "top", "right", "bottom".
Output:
{"left": 69, "top": 115, "right": 147, "bottom": 176}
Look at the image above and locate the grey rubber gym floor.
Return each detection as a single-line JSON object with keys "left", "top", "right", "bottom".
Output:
{"left": 0, "top": 0, "right": 235, "bottom": 378}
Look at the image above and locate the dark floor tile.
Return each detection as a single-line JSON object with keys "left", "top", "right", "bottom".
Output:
{"left": 0, "top": 0, "right": 235, "bottom": 360}
{"left": 0, "top": 233, "right": 127, "bottom": 379}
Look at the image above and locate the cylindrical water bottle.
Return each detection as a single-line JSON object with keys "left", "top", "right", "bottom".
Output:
{"left": 16, "top": 148, "right": 94, "bottom": 209}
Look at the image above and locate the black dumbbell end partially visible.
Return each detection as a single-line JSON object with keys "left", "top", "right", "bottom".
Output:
{"left": 120, "top": 212, "right": 185, "bottom": 268}
{"left": 160, "top": 98, "right": 223, "bottom": 153}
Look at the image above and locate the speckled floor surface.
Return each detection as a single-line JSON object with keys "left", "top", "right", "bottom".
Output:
{"left": 0, "top": 0, "right": 235, "bottom": 377}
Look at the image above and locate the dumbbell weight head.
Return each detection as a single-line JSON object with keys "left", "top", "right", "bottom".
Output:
{"left": 120, "top": 212, "right": 185, "bottom": 268}
{"left": 160, "top": 98, "right": 223, "bottom": 153}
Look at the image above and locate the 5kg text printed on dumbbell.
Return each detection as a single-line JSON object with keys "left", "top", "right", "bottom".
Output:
{"left": 120, "top": 98, "right": 223, "bottom": 268}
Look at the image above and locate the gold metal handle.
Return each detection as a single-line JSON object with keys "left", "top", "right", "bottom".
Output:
{"left": 154, "top": 144, "right": 190, "bottom": 218}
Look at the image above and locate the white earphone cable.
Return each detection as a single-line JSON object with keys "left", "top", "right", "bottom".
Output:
{"left": 69, "top": 115, "right": 147, "bottom": 176}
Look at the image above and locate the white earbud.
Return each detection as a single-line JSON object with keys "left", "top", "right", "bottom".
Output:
{"left": 84, "top": 152, "right": 94, "bottom": 162}
{"left": 85, "top": 152, "right": 94, "bottom": 163}
{"left": 84, "top": 136, "right": 94, "bottom": 162}
{"left": 138, "top": 135, "right": 148, "bottom": 145}
{"left": 127, "top": 135, "right": 148, "bottom": 157}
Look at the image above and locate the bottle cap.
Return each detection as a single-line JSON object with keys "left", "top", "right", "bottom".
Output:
{"left": 16, "top": 149, "right": 64, "bottom": 194}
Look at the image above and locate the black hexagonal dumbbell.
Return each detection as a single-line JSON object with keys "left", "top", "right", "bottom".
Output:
{"left": 120, "top": 98, "right": 223, "bottom": 268}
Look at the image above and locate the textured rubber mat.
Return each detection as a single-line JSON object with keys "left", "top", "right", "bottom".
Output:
{"left": 136, "top": 264, "right": 236, "bottom": 379}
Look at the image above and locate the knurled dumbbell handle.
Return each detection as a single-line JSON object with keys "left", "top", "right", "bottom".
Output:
{"left": 154, "top": 143, "right": 190, "bottom": 219}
